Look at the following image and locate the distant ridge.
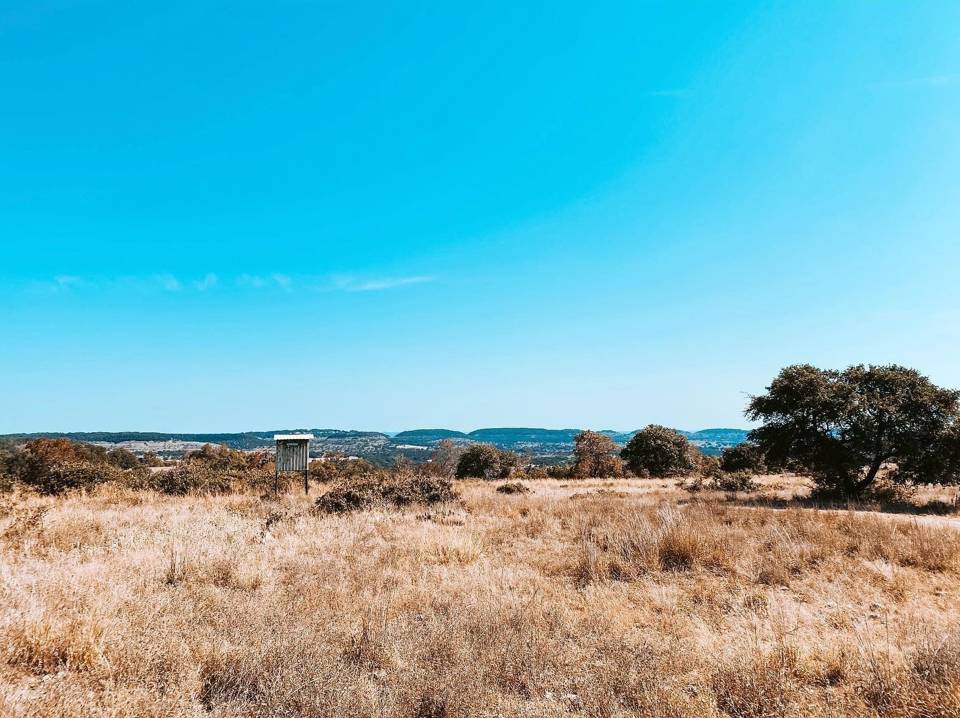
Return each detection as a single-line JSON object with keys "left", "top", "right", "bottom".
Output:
{"left": 1, "top": 426, "right": 750, "bottom": 462}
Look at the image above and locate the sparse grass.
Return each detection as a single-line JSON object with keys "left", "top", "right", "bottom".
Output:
{"left": 0, "top": 478, "right": 958, "bottom": 717}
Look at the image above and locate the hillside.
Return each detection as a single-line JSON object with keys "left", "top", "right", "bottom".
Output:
{"left": 1, "top": 426, "right": 750, "bottom": 463}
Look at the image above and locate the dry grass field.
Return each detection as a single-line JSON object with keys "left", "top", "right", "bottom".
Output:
{"left": 1, "top": 478, "right": 959, "bottom": 717}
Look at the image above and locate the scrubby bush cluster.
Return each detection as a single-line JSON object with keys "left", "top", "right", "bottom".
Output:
{"left": 309, "top": 455, "right": 380, "bottom": 483}
{"left": 719, "top": 442, "right": 766, "bottom": 473}
{"left": 620, "top": 425, "right": 699, "bottom": 477}
{"left": 572, "top": 431, "right": 624, "bottom": 478}
{"left": 455, "top": 443, "right": 519, "bottom": 479}
{"left": 3, "top": 438, "right": 145, "bottom": 495}
{"left": 314, "top": 473, "right": 459, "bottom": 513}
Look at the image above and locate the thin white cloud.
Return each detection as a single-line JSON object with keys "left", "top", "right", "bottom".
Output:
{"left": 157, "top": 274, "right": 182, "bottom": 292}
{"left": 237, "top": 274, "right": 268, "bottom": 289}
{"left": 237, "top": 273, "right": 294, "bottom": 290}
{"left": 28, "top": 272, "right": 433, "bottom": 295}
{"left": 335, "top": 275, "right": 435, "bottom": 292}
{"left": 192, "top": 273, "right": 218, "bottom": 291}
{"left": 53, "top": 275, "right": 85, "bottom": 289}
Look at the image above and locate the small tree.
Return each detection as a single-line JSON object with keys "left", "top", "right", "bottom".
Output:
{"left": 455, "top": 444, "right": 518, "bottom": 480}
{"left": 747, "top": 364, "right": 960, "bottom": 497}
{"left": 719, "top": 442, "right": 766, "bottom": 474}
{"left": 107, "top": 448, "right": 140, "bottom": 470}
{"left": 620, "top": 425, "right": 698, "bottom": 477}
{"left": 572, "top": 431, "right": 624, "bottom": 478}
{"left": 429, "top": 439, "right": 464, "bottom": 478}
{"left": 8, "top": 438, "right": 121, "bottom": 494}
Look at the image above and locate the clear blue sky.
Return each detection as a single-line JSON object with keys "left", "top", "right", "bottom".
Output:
{"left": 3, "top": 1, "right": 960, "bottom": 433}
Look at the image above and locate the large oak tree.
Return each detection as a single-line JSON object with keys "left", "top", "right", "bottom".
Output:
{"left": 747, "top": 364, "right": 960, "bottom": 496}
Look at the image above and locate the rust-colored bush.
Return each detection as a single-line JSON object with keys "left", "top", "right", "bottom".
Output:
{"left": 314, "top": 474, "right": 459, "bottom": 514}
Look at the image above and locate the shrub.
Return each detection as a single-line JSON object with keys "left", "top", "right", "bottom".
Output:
{"left": 140, "top": 451, "right": 165, "bottom": 467}
{"left": 512, "top": 464, "right": 549, "bottom": 481}
{"left": 136, "top": 465, "right": 233, "bottom": 495}
{"left": 314, "top": 474, "right": 459, "bottom": 514}
{"left": 106, "top": 448, "right": 140, "bottom": 470}
{"left": 8, "top": 439, "right": 135, "bottom": 495}
{"left": 719, "top": 442, "right": 766, "bottom": 473}
{"left": 544, "top": 464, "right": 573, "bottom": 479}
{"left": 620, "top": 425, "right": 698, "bottom": 477}
{"left": 455, "top": 444, "right": 518, "bottom": 480}
{"left": 496, "top": 481, "right": 531, "bottom": 495}
{"left": 428, "top": 439, "right": 464, "bottom": 478}
{"left": 572, "top": 431, "right": 624, "bottom": 478}
{"left": 712, "top": 470, "right": 758, "bottom": 492}
{"left": 697, "top": 454, "right": 723, "bottom": 479}
{"left": 185, "top": 444, "right": 273, "bottom": 472}
{"left": 29, "top": 461, "right": 126, "bottom": 495}
{"left": 309, "top": 456, "right": 380, "bottom": 483}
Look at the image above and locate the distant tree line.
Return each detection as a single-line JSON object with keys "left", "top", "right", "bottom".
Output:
{"left": 3, "top": 364, "right": 959, "bottom": 499}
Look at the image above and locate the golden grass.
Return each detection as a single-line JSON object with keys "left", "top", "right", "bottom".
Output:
{"left": 0, "top": 479, "right": 958, "bottom": 717}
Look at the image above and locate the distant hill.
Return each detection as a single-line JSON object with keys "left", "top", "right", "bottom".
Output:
{"left": 467, "top": 428, "right": 582, "bottom": 445}
{"left": 392, "top": 429, "right": 470, "bottom": 443}
{"left": 1, "top": 426, "right": 750, "bottom": 463}
{"left": 684, "top": 428, "right": 751, "bottom": 443}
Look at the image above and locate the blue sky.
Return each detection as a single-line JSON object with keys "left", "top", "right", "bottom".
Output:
{"left": 3, "top": 1, "right": 960, "bottom": 433}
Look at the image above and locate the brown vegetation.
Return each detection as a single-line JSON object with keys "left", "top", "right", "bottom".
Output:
{"left": 314, "top": 473, "right": 459, "bottom": 514}
{"left": 1, "top": 475, "right": 958, "bottom": 717}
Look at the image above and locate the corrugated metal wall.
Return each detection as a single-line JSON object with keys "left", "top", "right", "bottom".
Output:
{"left": 276, "top": 440, "right": 309, "bottom": 473}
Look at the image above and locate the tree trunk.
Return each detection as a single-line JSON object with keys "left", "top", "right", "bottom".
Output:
{"left": 854, "top": 456, "right": 885, "bottom": 494}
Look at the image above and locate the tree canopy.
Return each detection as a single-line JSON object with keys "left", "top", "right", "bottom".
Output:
{"left": 747, "top": 364, "right": 960, "bottom": 496}
{"left": 572, "top": 431, "right": 624, "bottom": 478}
{"left": 455, "top": 444, "right": 518, "bottom": 480}
{"left": 620, "top": 425, "right": 698, "bottom": 477}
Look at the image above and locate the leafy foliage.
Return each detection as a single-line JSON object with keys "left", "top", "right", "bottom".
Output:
{"left": 134, "top": 465, "right": 236, "bottom": 495}
{"left": 572, "top": 431, "right": 624, "bottom": 478}
{"left": 620, "top": 425, "right": 699, "bottom": 477}
{"left": 309, "top": 456, "right": 380, "bottom": 483}
{"left": 719, "top": 442, "right": 766, "bottom": 474}
{"left": 314, "top": 474, "right": 459, "bottom": 514}
{"left": 748, "top": 364, "right": 960, "bottom": 496}
{"left": 184, "top": 444, "right": 273, "bottom": 472}
{"left": 7, "top": 438, "right": 139, "bottom": 495}
{"left": 455, "top": 444, "right": 519, "bottom": 480}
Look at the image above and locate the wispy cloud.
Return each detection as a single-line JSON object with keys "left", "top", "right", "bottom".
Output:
{"left": 26, "top": 271, "right": 436, "bottom": 295}
{"left": 192, "top": 273, "right": 218, "bottom": 291}
{"left": 333, "top": 275, "right": 435, "bottom": 292}
{"left": 53, "top": 275, "right": 86, "bottom": 289}
{"left": 236, "top": 274, "right": 294, "bottom": 290}
{"left": 157, "top": 274, "right": 182, "bottom": 292}
{"left": 873, "top": 74, "right": 958, "bottom": 89}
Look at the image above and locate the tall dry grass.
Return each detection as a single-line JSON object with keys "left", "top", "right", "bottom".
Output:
{"left": 0, "top": 479, "right": 958, "bottom": 717}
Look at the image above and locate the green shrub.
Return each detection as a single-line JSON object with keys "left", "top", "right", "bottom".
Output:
{"left": 455, "top": 444, "right": 518, "bottom": 480}
{"left": 712, "top": 470, "right": 758, "bottom": 492}
{"left": 719, "top": 443, "right": 766, "bottom": 473}
{"left": 620, "top": 426, "right": 699, "bottom": 477}
{"left": 106, "top": 448, "right": 140, "bottom": 470}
